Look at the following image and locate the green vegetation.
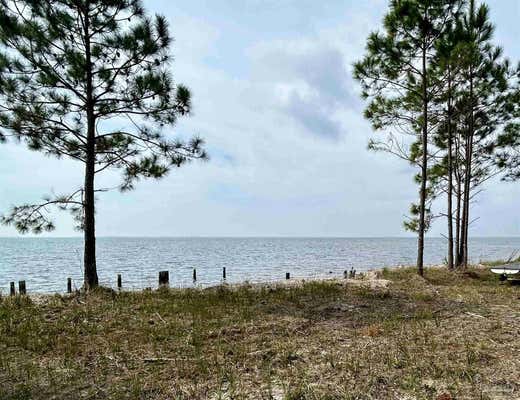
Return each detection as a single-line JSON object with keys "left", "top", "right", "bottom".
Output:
{"left": 1, "top": 267, "right": 519, "bottom": 399}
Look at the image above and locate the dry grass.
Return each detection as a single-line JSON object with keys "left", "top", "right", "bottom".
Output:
{"left": 1, "top": 267, "right": 519, "bottom": 399}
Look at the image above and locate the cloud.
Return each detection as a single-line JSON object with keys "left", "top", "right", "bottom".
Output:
{"left": 284, "top": 93, "right": 343, "bottom": 138}
{"left": 249, "top": 40, "right": 355, "bottom": 139}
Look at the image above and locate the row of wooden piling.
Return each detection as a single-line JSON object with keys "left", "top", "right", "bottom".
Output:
{"left": 9, "top": 281, "right": 26, "bottom": 296}
{"left": 344, "top": 268, "right": 357, "bottom": 279}
{"left": 6, "top": 267, "right": 357, "bottom": 295}
{"left": 157, "top": 267, "right": 231, "bottom": 288}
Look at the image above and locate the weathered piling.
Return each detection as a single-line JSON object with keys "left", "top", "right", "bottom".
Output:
{"left": 158, "top": 271, "right": 169, "bottom": 287}
{"left": 67, "top": 278, "right": 72, "bottom": 294}
{"left": 18, "top": 280, "right": 26, "bottom": 295}
{"left": 117, "top": 274, "right": 122, "bottom": 290}
{"left": 286, "top": 272, "right": 290, "bottom": 280}
{"left": 10, "top": 282, "right": 15, "bottom": 296}
{"left": 223, "top": 267, "right": 226, "bottom": 280}
{"left": 193, "top": 268, "right": 197, "bottom": 282}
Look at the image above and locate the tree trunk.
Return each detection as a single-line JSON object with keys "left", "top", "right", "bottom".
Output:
{"left": 463, "top": 69, "right": 475, "bottom": 268}
{"left": 417, "top": 41, "right": 428, "bottom": 277}
{"left": 461, "top": 175, "right": 470, "bottom": 268}
{"left": 83, "top": 2, "right": 98, "bottom": 289}
{"left": 446, "top": 69, "right": 454, "bottom": 270}
{"left": 455, "top": 176, "right": 461, "bottom": 267}
{"left": 459, "top": 197, "right": 466, "bottom": 267}
{"left": 454, "top": 117, "right": 461, "bottom": 268}
{"left": 459, "top": 136, "right": 469, "bottom": 267}
{"left": 460, "top": 1, "right": 476, "bottom": 270}
{"left": 83, "top": 140, "right": 97, "bottom": 289}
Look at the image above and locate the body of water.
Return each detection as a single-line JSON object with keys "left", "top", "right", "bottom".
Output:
{"left": 1, "top": 237, "right": 519, "bottom": 294}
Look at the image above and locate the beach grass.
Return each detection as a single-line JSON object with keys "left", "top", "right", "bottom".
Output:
{"left": 1, "top": 266, "right": 519, "bottom": 399}
{"left": 480, "top": 255, "right": 520, "bottom": 267}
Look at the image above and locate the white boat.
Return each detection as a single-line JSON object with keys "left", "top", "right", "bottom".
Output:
{"left": 490, "top": 264, "right": 520, "bottom": 281}
{"left": 490, "top": 267, "right": 520, "bottom": 275}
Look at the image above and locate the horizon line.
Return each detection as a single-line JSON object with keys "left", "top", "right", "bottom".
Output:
{"left": 1, "top": 235, "right": 520, "bottom": 239}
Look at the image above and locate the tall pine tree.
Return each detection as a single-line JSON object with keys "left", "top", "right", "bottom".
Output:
{"left": 0, "top": 0, "right": 207, "bottom": 288}
{"left": 427, "top": 21, "right": 462, "bottom": 270}
{"left": 354, "top": 0, "right": 463, "bottom": 276}
{"left": 425, "top": 0, "right": 515, "bottom": 269}
{"left": 450, "top": 0, "right": 513, "bottom": 267}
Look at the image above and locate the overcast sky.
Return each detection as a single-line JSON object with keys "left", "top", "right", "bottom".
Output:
{"left": 0, "top": 0, "right": 519, "bottom": 238}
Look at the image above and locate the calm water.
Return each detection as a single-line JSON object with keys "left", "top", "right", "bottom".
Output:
{"left": 1, "top": 237, "right": 519, "bottom": 294}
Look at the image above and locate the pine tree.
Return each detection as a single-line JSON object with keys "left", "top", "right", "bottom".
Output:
{"left": 428, "top": 22, "right": 461, "bottom": 270}
{"left": 354, "top": 0, "right": 463, "bottom": 276}
{"left": 451, "top": 0, "right": 513, "bottom": 267}
{"left": 0, "top": 0, "right": 207, "bottom": 288}
{"left": 427, "top": 0, "right": 515, "bottom": 269}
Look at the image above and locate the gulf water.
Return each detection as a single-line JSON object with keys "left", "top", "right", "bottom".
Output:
{"left": 1, "top": 237, "right": 519, "bottom": 293}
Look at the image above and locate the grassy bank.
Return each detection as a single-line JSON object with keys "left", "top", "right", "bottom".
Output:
{"left": 1, "top": 267, "right": 519, "bottom": 400}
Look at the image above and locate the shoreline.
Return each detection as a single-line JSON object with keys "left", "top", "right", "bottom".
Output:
{"left": 5, "top": 264, "right": 413, "bottom": 299}
{"left": 8, "top": 263, "right": 487, "bottom": 303}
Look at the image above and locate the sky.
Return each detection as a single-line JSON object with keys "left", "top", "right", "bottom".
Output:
{"left": 0, "top": 0, "right": 519, "bottom": 238}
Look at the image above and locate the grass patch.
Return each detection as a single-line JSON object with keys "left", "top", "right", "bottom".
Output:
{"left": 1, "top": 267, "right": 519, "bottom": 399}
{"left": 481, "top": 254, "right": 520, "bottom": 267}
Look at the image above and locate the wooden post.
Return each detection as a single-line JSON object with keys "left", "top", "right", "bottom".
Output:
{"left": 223, "top": 267, "right": 226, "bottom": 280}
{"left": 10, "top": 282, "right": 15, "bottom": 296}
{"left": 117, "top": 274, "right": 122, "bottom": 290}
{"left": 286, "top": 272, "right": 290, "bottom": 280}
{"left": 18, "top": 280, "right": 26, "bottom": 295}
{"left": 67, "top": 278, "right": 72, "bottom": 294}
{"left": 158, "top": 271, "right": 169, "bottom": 287}
{"left": 193, "top": 268, "right": 197, "bottom": 282}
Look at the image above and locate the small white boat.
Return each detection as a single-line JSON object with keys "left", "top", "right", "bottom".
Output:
{"left": 490, "top": 264, "right": 520, "bottom": 281}
{"left": 490, "top": 268, "right": 520, "bottom": 275}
